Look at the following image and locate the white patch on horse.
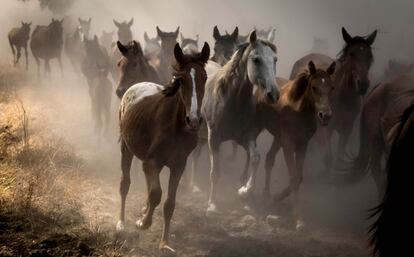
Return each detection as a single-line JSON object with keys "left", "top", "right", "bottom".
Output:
{"left": 322, "top": 78, "right": 325, "bottom": 83}
{"left": 190, "top": 68, "right": 198, "bottom": 119}
{"left": 120, "top": 82, "right": 163, "bottom": 119}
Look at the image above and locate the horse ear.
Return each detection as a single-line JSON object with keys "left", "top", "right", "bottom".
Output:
{"left": 342, "top": 27, "right": 352, "bottom": 44}
{"left": 231, "top": 27, "right": 239, "bottom": 40}
{"left": 144, "top": 32, "right": 150, "bottom": 42}
{"left": 249, "top": 30, "right": 257, "bottom": 46}
{"left": 213, "top": 26, "right": 220, "bottom": 40}
{"left": 78, "top": 18, "right": 81, "bottom": 23}
{"left": 113, "top": 19, "right": 121, "bottom": 28}
{"left": 117, "top": 41, "right": 128, "bottom": 56}
{"left": 51, "top": 18, "right": 55, "bottom": 22}
{"left": 326, "top": 61, "right": 336, "bottom": 75}
{"left": 200, "top": 42, "right": 210, "bottom": 64}
{"left": 127, "top": 18, "right": 134, "bottom": 27}
{"left": 308, "top": 61, "right": 316, "bottom": 75}
{"left": 60, "top": 18, "right": 64, "bottom": 24}
{"left": 94, "top": 35, "right": 98, "bottom": 43}
{"left": 268, "top": 28, "right": 276, "bottom": 42}
{"left": 28, "top": 22, "right": 32, "bottom": 26}
{"left": 88, "top": 17, "right": 92, "bottom": 24}
{"left": 21, "top": 21, "right": 24, "bottom": 26}
{"left": 366, "top": 30, "right": 377, "bottom": 46}
{"left": 156, "top": 26, "right": 164, "bottom": 37}
{"left": 174, "top": 27, "right": 180, "bottom": 38}
{"left": 180, "top": 32, "right": 184, "bottom": 42}
{"left": 174, "top": 43, "right": 184, "bottom": 64}
{"left": 163, "top": 75, "right": 182, "bottom": 96}
{"left": 195, "top": 34, "right": 199, "bottom": 44}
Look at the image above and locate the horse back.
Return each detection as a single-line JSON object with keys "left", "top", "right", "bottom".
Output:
{"left": 290, "top": 53, "right": 334, "bottom": 80}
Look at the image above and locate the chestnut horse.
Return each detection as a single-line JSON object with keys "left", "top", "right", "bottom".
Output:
{"left": 210, "top": 26, "right": 239, "bottom": 66}
{"left": 115, "top": 40, "right": 160, "bottom": 98}
{"left": 203, "top": 31, "right": 279, "bottom": 216}
{"left": 290, "top": 27, "right": 377, "bottom": 170}
{"left": 338, "top": 76, "right": 414, "bottom": 198}
{"left": 116, "top": 42, "right": 210, "bottom": 254}
{"left": 369, "top": 103, "right": 414, "bottom": 257}
{"left": 8, "top": 21, "right": 31, "bottom": 70}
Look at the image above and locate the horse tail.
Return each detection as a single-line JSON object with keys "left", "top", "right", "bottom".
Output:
{"left": 369, "top": 103, "right": 414, "bottom": 257}
{"left": 332, "top": 105, "right": 372, "bottom": 185}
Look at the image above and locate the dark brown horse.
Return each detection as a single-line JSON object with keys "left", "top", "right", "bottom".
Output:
{"left": 156, "top": 26, "right": 180, "bottom": 84}
{"left": 115, "top": 40, "right": 160, "bottom": 98}
{"left": 265, "top": 61, "right": 336, "bottom": 229}
{"left": 81, "top": 35, "right": 112, "bottom": 137}
{"left": 8, "top": 21, "right": 31, "bottom": 70}
{"left": 290, "top": 27, "right": 377, "bottom": 170}
{"left": 143, "top": 31, "right": 161, "bottom": 69}
{"left": 338, "top": 76, "right": 414, "bottom": 198}
{"left": 369, "top": 103, "right": 414, "bottom": 257}
{"left": 210, "top": 26, "right": 239, "bottom": 66}
{"left": 30, "top": 18, "right": 64, "bottom": 77}
{"left": 180, "top": 32, "right": 199, "bottom": 54}
{"left": 116, "top": 42, "right": 210, "bottom": 254}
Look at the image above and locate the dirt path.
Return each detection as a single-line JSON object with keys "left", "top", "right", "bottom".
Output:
{"left": 0, "top": 67, "right": 373, "bottom": 257}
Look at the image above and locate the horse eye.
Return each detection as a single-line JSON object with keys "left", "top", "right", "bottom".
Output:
{"left": 253, "top": 57, "right": 261, "bottom": 64}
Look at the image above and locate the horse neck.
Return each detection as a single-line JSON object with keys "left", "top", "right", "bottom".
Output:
{"left": 163, "top": 90, "right": 187, "bottom": 130}
{"left": 228, "top": 66, "right": 254, "bottom": 107}
{"left": 333, "top": 60, "right": 357, "bottom": 96}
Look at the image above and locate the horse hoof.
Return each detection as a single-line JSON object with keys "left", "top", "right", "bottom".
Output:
{"left": 206, "top": 203, "right": 218, "bottom": 217}
{"left": 237, "top": 186, "right": 251, "bottom": 199}
{"left": 116, "top": 220, "right": 125, "bottom": 232}
{"left": 136, "top": 218, "right": 151, "bottom": 230}
{"left": 192, "top": 185, "right": 201, "bottom": 193}
{"left": 296, "top": 220, "right": 305, "bottom": 231}
{"left": 160, "top": 243, "right": 177, "bottom": 257}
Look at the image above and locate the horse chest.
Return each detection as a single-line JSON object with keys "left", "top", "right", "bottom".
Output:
{"left": 280, "top": 109, "right": 316, "bottom": 144}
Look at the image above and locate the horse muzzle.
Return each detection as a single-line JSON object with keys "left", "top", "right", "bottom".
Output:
{"left": 185, "top": 116, "right": 202, "bottom": 132}
{"left": 116, "top": 87, "right": 127, "bottom": 99}
{"left": 317, "top": 110, "right": 332, "bottom": 126}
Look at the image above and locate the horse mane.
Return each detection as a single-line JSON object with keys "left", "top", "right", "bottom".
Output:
{"left": 289, "top": 72, "right": 310, "bottom": 102}
{"left": 369, "top": 103, "right": 414, "bottom": 257}
{"left": 336, "top": 36, "right": 373, "bottom": 63}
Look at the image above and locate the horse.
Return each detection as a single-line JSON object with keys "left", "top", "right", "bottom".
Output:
{"left": 65, "top": 17, "right": 91, "bottom": 72}
{"left": 81, "top": 35, "right": 112, "bottom": 138}
{"left": 111, "top": 18, "right": 134, "bottom": 81}
{"left": 262, "top": 61, "right": 336, "bottom": 229}
{"left": 30, "top": 18, "right": 64, "bottom": 77}
{"left": 116, "top": 42, "right": 210, "bottom": 254}
{"left": 115, "top": 40, "right": 161, "bottom": 98}
{"left": 382, "top": 59, "right": 414, "bottom": 82}
{"left": 337, "top": 75, "right": 414, "bottom": 199}
{"left": 8, "top": 22, "right": 31, "bottom": 70}
{"left": 180, "top": 32, "right": 199, "bottom": 54}
{"left": 100, "top": 30, "right": 115, "bottom": 53}
{"left": 290, "top": 27, "right": 377, "bottom": 170}
{"left": 203, "top": 31, "right": 279, "bottom": 216}
{"left": 369, "top": 103, "right": 414, "bottom": 257}
{"left": 256, "top": 27, "right": 276, "bottom": 42}
{"left": 211, "top": 26, "right": 239, "bottom": 66}
{"left": 156, "top": 26, "right": 180, "bottom": 84}
{"left": 143, "top": 31, "right": 161, "bottom": 70}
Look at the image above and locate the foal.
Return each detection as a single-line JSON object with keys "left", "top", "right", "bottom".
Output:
{"left": 117, "top": 42, "right": 210, "bottom": 253}
{"left": 274, "top": 61, "right": 336, "bottom": 229}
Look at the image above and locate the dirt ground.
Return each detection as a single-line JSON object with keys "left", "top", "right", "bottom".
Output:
{"left": 0, "top": 64, "right": 375, "bottom": 257}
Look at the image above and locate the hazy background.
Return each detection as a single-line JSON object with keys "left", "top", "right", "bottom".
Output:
{"left": 1, "top": 0, "right": 414, "bottom": 78}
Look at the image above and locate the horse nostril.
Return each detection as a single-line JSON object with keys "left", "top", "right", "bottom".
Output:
{"left": 267, "top": 92, "right": 274, "bottom": 103}
{"left": 185, "top": 116, "right": 191, "bottom": 124}
{"left": 318, "top": 112, "right": 324, "bottom": 120}
{"left": 199, "top": 117, "right": 203, "bottom": 125}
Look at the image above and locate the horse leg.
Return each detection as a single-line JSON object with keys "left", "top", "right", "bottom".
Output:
{"left": 238, "top": 140, "right": 260, "bottom": 198}
{"left": 58, "top": 55, "right": 63, "bottom": 78}
{"left": 207, "top": 128, "right": 221, "bottom": 216}
{"left": 263, "top": 136, "right": 281, "bottom": 199}
{"left": 16, "top": 46, "right": 22, "bottom": 67}
{"left": 190, "top": 140, "right": 205, "bottom": 192}
{"left": 24, "top": 46, "right": 29, "bottom": 71}
{"left": 322, "top": 127, "right": 334, "bottom": 172}
{"left": 136, "top": 159, "right": 162, "bottom": 230}
{"left": 293, "top": 143, "right": 307, "bottom": 230}
{"left": 9, "top": 40, "right": 16, "bottom": 66}
{"left": 116, "top": 140, "right": 133, "bottom": 232}
{"left": 33, "top": 56, "right": 40, "bottom": 78}
{"left": 160, "top": 161, "right": 186, "bottom": 254}
{"left": 239, "top": 144, "right": 250, "bottom": 186}
{"left": 44, "top": 59, "right": 50, "bottom": 77}
{"left": 371, "top": 147, "right": 385, "bottom": 200}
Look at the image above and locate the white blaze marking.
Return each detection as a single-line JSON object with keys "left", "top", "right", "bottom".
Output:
{"left": 322, "top": 78, "right": 325, "bottom": 83}
{"left": 190, "top": 68, "right": 198, "bottom": 119}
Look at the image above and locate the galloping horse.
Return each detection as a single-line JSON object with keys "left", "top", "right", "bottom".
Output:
{"left": 31, "top": 18, "right": 64, "bottom": 77}
{"left": 265, "top": 61, "right": 336, "bottom": 229}
{"left": 8, "top": 21, "right": 31, "bottom": 70}
{"left": 156, "top": 26, "right": 180, "bottom": 84}
{"left": 339, "top": 76, "right": 414, "bottom": 198}
{"left": 111, "top": 18, "right": 134, "bottom": 81}
{"left": 116, "top": 43, "right": 210, "bottom": 254}
{"left": 115, "top": 41, "right": 160, "bottom": 98}
{"left": 211, "top": 26, "right": 239, "bottom": 66}
{"left": 81, "top": 35, "right": 112, "bottom": 137}
{"left": 203, "top": 31, "right": 279, "bottom": 216}
{"left": 369, "top": 103, "right": 414, "bottom": 257}
{"left": 290, "top": 27, "right": 377, "bottom": 170}
{"left": 65, "top": 17, "right": 91, "bottom": 72}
